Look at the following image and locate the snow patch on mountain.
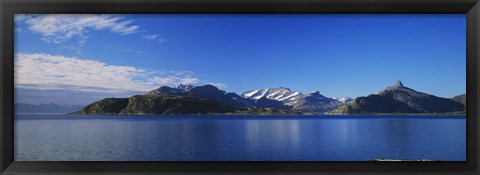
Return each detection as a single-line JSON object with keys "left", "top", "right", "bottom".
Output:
{"left": 339, "top": 97, "right": 353, "bottom": 103}
{"left": 242, "top": 87, "right": 303, "bottom": 106}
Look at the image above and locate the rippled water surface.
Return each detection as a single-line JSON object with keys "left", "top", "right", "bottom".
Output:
{"left": 15, "top": 114, "right": 466, "bottom": 161}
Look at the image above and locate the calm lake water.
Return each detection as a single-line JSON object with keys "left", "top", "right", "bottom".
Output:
{"left": 14, "top": 114, "right": 466, "bottom": 161}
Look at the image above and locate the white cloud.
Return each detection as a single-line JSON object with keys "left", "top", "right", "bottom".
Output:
{"left": 147, "top": 77, "right": 199, "bottom": 85}
{"left": 142, "top": 34, "right": 167, "bottom": 44}
{"left": 16, "top": 14, "right": 139, "bottom": 44}
{"left": 181, "top": 78, "right": 200, "bottom": 84}
{"left": 143, "top": 34, "right": 159, "bottom": 40}
{"left": 14, "top": 53, "right": 203, "bottom": 93}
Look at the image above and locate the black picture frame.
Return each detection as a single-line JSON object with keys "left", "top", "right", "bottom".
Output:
{"left": 1, "top": 0, "right": 479, "bottom": 174}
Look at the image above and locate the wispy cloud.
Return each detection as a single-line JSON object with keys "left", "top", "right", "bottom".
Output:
{"left": 14, "top": 53, "right": 206, "bottom": 93}
{"left": 120, "top": 49, "right": 145, "bottom": 56}
{"left": 15, "top": 14, "right": 139, "bottom": 44}
{"left": 15, "top": 28, "right": 24, "bottom": 33}
{"left": 142, "top": 34, "right": 167, "bottom": 44}
{"left": 148, "top": 77, "right": 199, "bottom": 85}
{"left": 59, "top": 45, "right": 83, "bottom": 55}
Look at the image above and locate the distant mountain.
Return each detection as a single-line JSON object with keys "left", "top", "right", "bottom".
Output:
{"left": 242, "top": 88, "right": 345, "bottom": 112}
{"left": 242, "top": 87, "right": 303, "bottom": 106}
{"left": 452, "top": 93, "right": 466, "bottom": 110}
{"left": 121, "top": 95, "right": 236, "bottom": 115}
{"left": 72, "top": 95, "right": 235, "bottom": 115}
{"left": 71, "top": 98, "right": 129, "bottom": 115}
{"left": 254, "top": 96, "right": 291, "bottom": 110}
{"left": 147, "top": 84, "right": 253, "bottom": 108}
{"left": 15, "top": 103, "right": 84, "bottom": 114}
{"left": 337, "top": 97, "right": 353, "bottom": 103}
{"left": 292, "top": 91, "right": 344, "bottom": 112}
{"left": 452, "top": 94, "right": 466, "bottom": 106}
{"left": 73, "top": 82, "right": 462, "bottom": 115}
{"left": 176, "top": 83, "right": 194, "bottom": 91}
{"left": 73, "top": 84, "right": 304, "bottom": 115}
{"left": 333, "top": 81, "right": 465, "bottom": 114}
{"left": 145, "top": 83, "right": 192, "bottom": 96}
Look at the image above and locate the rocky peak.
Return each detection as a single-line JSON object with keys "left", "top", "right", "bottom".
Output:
{"left": 176, "top": 83, "right": 194, "bottom": 91}
{"left": 394, "top": 80, "right": 404, "bottom": 87}
{"left": 307, "top": 91, "right": 321, "bottom": 97}
{"left": 277, "top": 87, "right": 291, "bottom": 91}
{"left": 338, "top": 97, "right": 353, "bottom": 103}
{"left": 377, "top": 80, "right": 408, "bottom": 94}
{"left": 304, "top": 91, "right": 329, "bottom": 101}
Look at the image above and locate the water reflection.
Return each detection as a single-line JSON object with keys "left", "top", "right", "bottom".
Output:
{"left": 243, "top": 119, "right": 301, "bottom": 159}
{"left": 14, "top": 115, "right": 466, "bottom": 161}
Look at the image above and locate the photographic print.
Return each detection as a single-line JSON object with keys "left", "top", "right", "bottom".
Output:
{"left": 13, "top": 14, "right": 466, "bottom": 161}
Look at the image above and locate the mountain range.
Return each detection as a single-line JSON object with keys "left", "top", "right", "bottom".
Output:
{"left": 15, "top": 103, "right": 84, "bottom": 113}
{"left": 242, "top": 87, "right": 303, "bottom": 106}
{"left": 452, "top": 94, "right": 466, "bottom": 106}
{"left": 72, "top": 81, "right": 465, "bottom": 115}
{"left": 73, "top": 84, "right": 348, "bottom": 115}
{"left": 332, "top": 81, "right": 465, "bottom": 114}
{"left": 241, "top": 87, "right": 349, "bottom": 112}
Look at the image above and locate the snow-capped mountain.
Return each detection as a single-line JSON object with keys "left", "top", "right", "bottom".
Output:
{"left": 176, "top": 83, "right": 194, "bottom": 91}
{"left": 333, "top": 97, "right": 353, "bottom": 103}
{"left": 146, "top": 83, "right": 194, "bottom": 95}
{"left": 146, "top": 84, "right": 349, "bottom": 113}
{"left": 242, "top": 87, "right": 348, "bottom": 112}
{"left": 242, "top": 87, "right": 303, "bottom": 106}
{"left": 338, "top": 97, "right": 353, "bottom": 103}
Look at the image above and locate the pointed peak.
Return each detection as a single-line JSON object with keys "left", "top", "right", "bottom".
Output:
{"left": 276, "top": 87, "right": 291, "bottom": 91}
{"left": 339, "top": 97, "right": 353, "bottom": 103}
{"left": 376, "top": 80, "right": 412, "bottom": 94}
{"left": 394, "top": 80, "right": 404, "bottom": 87}
{"left": 176, "top": 83, "right": 194, "bottom": 91}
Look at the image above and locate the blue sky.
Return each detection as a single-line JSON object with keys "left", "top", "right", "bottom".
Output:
{"left": 14, "top": 14, "right": 466, "bottom": 105}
